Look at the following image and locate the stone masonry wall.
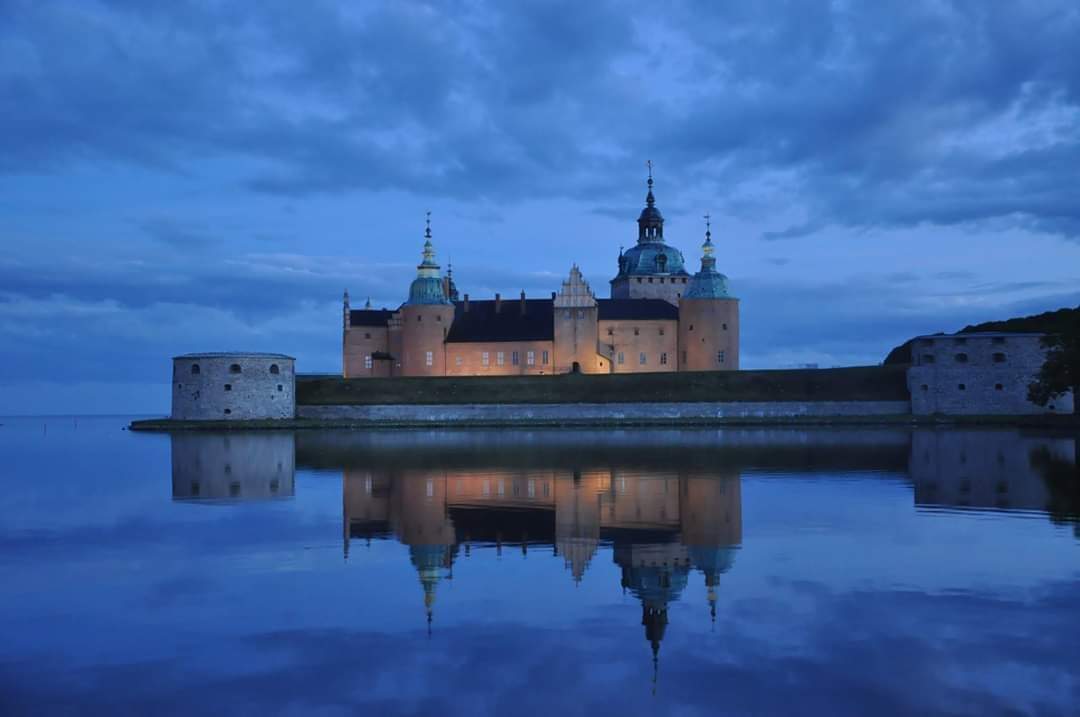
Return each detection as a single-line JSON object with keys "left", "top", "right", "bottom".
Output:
{"left": 298, "top": 400, "right": 909, "bottom": 424}
{"left": 172, "top": 354, "right": 295, "bottom": 420}
{"left": 908, "top": 334, "right": 1074, "bottom": 415}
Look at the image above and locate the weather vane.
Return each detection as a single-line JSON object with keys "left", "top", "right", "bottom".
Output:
{"left": 646, "top": 159, "right": 653, "bottom": 180}
{"left": 425, "top": 210, "right": 431, "bottom": 238}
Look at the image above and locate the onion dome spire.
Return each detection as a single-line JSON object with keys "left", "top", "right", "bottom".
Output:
{"left": 683, "top": 212, "right": 733, "bottom": 299}
{"left": 406, "top": 211, "right": 453, "bottom": 305}
{"left": 637, "top": 160, "right": 664, "bottom": 243}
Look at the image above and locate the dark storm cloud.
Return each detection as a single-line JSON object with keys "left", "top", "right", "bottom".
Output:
{"left": 4, "top": 1, "right": 1077, "bottom": 235}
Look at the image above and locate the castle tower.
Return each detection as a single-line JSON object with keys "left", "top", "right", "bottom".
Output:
{"left": 553, "top": 265, "right": 602, "bottom": 374}
{"left": 610, "top": 164, "right": 691, "bottom": 305}
{"left": 399, "top": 214, "right": 454, "bottom": 377}
{"left": 678, "top": 216, "right": 739, "bottom": 371}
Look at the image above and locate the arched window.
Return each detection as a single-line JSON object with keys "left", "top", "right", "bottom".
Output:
{"left": 229, "top": 363, "right": 242, "bottom": 374}
{"left": 269, "top": 364, "right": 280, "bottom": 374}
{"left": 954, "top": 353, "right": 968, "bottom": 363}
{"left": 191, "top": 364, "right": 201, "bottom": 375}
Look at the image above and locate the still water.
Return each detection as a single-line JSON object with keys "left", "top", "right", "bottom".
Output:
{"left": 1, "top": 417, "right": 1078, "bottom": 715}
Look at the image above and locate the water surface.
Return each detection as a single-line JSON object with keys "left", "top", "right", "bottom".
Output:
{"left": 1, "top": 418, "right": 1078, "bottom": 715}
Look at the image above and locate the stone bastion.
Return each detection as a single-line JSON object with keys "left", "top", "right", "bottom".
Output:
{"left": 171, "top": 352, "right": 295, "bottom": 420}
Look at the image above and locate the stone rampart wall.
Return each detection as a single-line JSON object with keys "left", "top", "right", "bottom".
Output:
{"left": 297, "top": 400, "right": 910, "bottom": 424}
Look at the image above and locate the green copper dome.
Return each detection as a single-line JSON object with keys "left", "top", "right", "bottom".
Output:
{"left": 406, "top": 221, "right": 453, "bottom": 306}
{"left": 684, "top": 231, "right": 734, "bottom": 299}
{"left": 615, "top": 169, "right": 690, "bottom": 277}
{"left": 617, "top": 242, "right": 690, "bottom": 277}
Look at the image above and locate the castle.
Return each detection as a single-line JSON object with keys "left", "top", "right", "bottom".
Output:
{"left": 343, "top": 170, "right": 739, "bottom": 378}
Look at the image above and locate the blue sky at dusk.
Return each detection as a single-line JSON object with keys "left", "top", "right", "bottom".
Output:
{"left": 2, "top": 1, "right": 1080, "bottom": 414}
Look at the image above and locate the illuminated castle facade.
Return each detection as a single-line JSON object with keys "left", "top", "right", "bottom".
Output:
{"left": 342, "top": 171, "right": 740, "bottom": 377}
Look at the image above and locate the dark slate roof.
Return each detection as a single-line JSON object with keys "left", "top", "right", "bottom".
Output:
{"left": 349, "top": 309, "right": 394, "bottom": 327}
{"left": 597, "top": 298, "right": 678, "bottom": 321}
{"left": 446, "top": 299, "right": 554, "bottom": 343}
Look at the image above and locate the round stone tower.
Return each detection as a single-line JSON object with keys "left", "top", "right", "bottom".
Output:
{"left": 678, "top": 220, "right": 739, "bottom": 371}
{"left": 171, "top": 352, "right": 296, "bottom": 420}
{"left": 399, "top": 215, "right": 453, "bottom": 377}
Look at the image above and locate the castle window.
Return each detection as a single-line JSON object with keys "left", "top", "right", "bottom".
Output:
{"left": 659, "top": 278, "right": 665, "bottom": 284}
{"left": 637, "top": 278, "right": 642, "bottom": 284}
{"left": 689, "top": 324, "right": 694, "bottom": 332}
{"left": 922, "top": 354, "right": 935, "bottom": 364}
{"left": 958, "top": 383, "right": 966, "bottom": 391}
{"left": 229, "top": 363, "right": 242, "bottom": 374}
{"left": 955, "top": 353, "right": 969, "bottom": 363}
{"left": 634, "top": 328, "right": 639, "bottom": 336}
{"left": 277, "top": 384, "right": 283, "bottom": 392}
{"left": 992, "top": 352, "right": 1006, "bottom": 363}
{"left": 527, "top": 351, "right": 535, "bottom": 366}
{"left": 921, "top": 384, "right": 928, "bottom": 391}
{"left": 417, "top": 315, "right": 422, "bottom": 322}
{"left": 364, "top": 332, "right": 371, "bottom": 339}
{"left": 224, "top": 408, "right": 231, "bottom": 415}
{"left": 482, "top": 352, "right": 490, "bottom": 367}
{"left": 992, "top": 337, "right": 1006, "bottom": 344}
{"left": 436, "top": 314, "right": 442, "bottom": 322}
{"left": 455, "top": 355, "right": 463, "bottom": 367}
{"left": 682, "top": 278, "right": 687, "bottom": 284}
{"left": 995, "top": 383, "right": 1003, "bottom": 390}
{"left": 269, "top": 364, "right": 280, "bottom": 374}
{"left": 639, "top": 352, "right": 647, "bottom": 365}
{"left": 512, "top": 351, "right": 520, "bottom": 366}
{"left": 425, "top": 351, "right": 433, "bottom": 367}
{"left": 648, "top": 278, "right": 654, "bottom": 283}
{"left": 722, "top": 323, "right": 728, "bottom": 331}
{"left": 497, "top": 351, "right": 505, "bottom": 366}
{"left": 577, "top": 309, "right": 584, "bottom": 319}
{"left": 364, "top": 355, "right": 373, "bottom": 369}
{"left": 191, "top": 364, "right": 201, "bottom": 375}
{"left": 718, "top": 350, "right": 726, "bottom": 364}
{"left": 617, "top": 352, "right": 625, "bottom": 365}
{"left": 660, "top": 352, "right": 668, "bottom": 365}
{"left": 659, "top": 328, "right": 664, "bottom": 336}
{"left": 681, "top": 350, "right": 687, "bottom": 364}
{"left": 224, "top": 384, "right": 232, "bottom": 391}
{"left": 542, "top": 350, "right": 549, "bottom": 364}
{"left": 608, "top": 328, "right": 614, "bottom": 336}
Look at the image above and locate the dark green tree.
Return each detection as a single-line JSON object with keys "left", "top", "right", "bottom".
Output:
{"left": 1027, "top": 316, "right": 1080, "bottom": 415}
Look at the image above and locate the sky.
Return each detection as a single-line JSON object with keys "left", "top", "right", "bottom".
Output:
{"left": 2, "top": 0, "right": 1080, "bottom": 415}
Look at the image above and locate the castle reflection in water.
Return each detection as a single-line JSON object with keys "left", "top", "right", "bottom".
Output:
{"left": 168, "top": 427, "right": 1079, "bottom": 668}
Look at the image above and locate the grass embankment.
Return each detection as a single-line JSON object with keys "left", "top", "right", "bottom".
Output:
{"left": 296, "top": 365, "right": 910, "bottom": 406}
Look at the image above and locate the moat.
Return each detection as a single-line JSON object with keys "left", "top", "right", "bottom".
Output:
{"left": 1, "top": 418, "right": 1078, "bottom": 715}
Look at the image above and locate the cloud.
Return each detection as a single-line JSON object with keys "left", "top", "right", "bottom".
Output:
{"left": 3, "top": 1, "right": 1078, "bottom": 237}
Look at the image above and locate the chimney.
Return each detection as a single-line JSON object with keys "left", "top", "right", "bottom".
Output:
{"left": 463, "top": 293, "right": 469, "bottom": 312}
{"left": 495, "top": 293, "right": 502, "bottom": 313}
{"left": 551, "top": 291, "right": 557, "bottom": 300}
{"left": 520, "top": 290, "right": 526, "bottom": 315}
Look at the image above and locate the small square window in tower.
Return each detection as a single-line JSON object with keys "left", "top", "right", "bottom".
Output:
{"left": 718, "top": 351, "right": 725, "bottom": 364}
{"left": 639, "top": 352, "right": 647, "bottom": 365}
{"left": 425, "top": 351, "right": 433, "bottom": 367}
